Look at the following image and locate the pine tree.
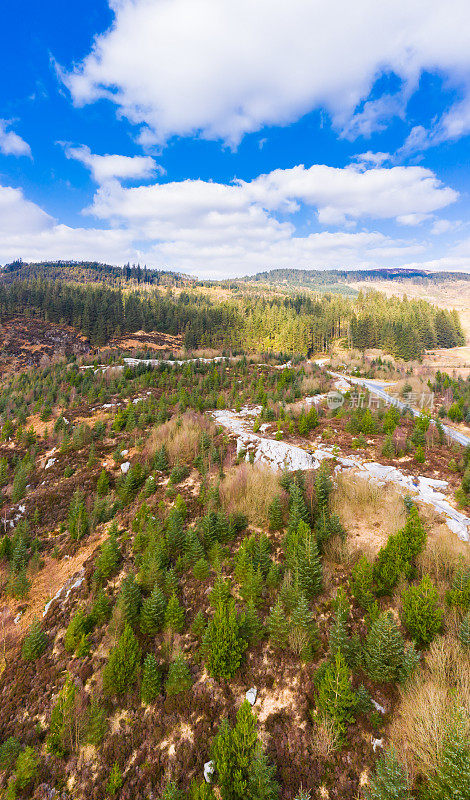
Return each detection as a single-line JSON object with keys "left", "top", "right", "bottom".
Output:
{"left": 140, "top": 653, "right": 161, "bottom": 703}
{"left": 96, "top": 469, "right": 109, "bottom": 496}
{"left": 363, "top": 747, "right": 411, "bottom": 800}
{"left": 164, "top": 592, "right": 185, "bottom": 635}
{"left": 202, "top": 598, "right": 247, "bottom": 679}
{"left": 400, "top": 576, "right": 443, "bottom": 647}
{"left": 211, "top": 700, "right": 278, "bottom": 800}
{"left": 64, "top": 609, "right": 87, "bottom": 652}
{"left": 103, "top": 624, "right": 141, "bottom": 696}
{"left": 165, "top": 651, "right": 192, "bottom": 696}
{"left": 140, "top": 585, "right": 166, "bottom": 636}
{"left": 316, "top": 650, "right": 356, "bottom": 743}
{"left": 47, "top": 675, "right": 76, "bottom": 756}
{"left": 21, "top": 618, "right": 47, "bottom": 661}
{"left": 90, "top": 588, "right": 111, "bottom": 625}
{"left": 267, "top": 598, "right": 289, "bottom": 650}
{"left": 209, "top": 576, "right": 232, "bottom": 609}
{"left": 193, "top": 558, "right": 210, "bottom": 581}
{"left": 459, "top": 611, "right": 470, "bottom": 649}
{"left": 315, "top": 464, "right": 332, "bottom": 517}
{"left": 289, "top": 595, "right": 317, "bottom": 659}
{"left": 240, "top": 599, "right": 264, "bottom": 646}
{"left": 350, "top": 555, "right": 375, "bottom": 610}
{"left": 119, "top": 573, "right": 141, "bottom": 628}
{"left": 288, "top": 481, "right": 309, "bottom": 534}
{"left": 94, "top": 527, "right": 120, "bottom": 583}
{"left": 364, "top": 612, "right": 405, "bottom": 683}
{"left": 268, "top": 496, "right": 284, "bottom": 531}
{"left": 426, "top": 710, "right": 470, "bottom": 800}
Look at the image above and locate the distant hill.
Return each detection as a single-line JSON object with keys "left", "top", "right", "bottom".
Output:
{"left": 243, "top": 267, "right": 470, "bottom": 287}
{"left": 0, "top": 259, "right": 192, "bottom": 288}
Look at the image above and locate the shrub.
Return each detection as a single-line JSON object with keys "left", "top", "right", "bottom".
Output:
{"left": 21, "top": 618, "right": 47, "bottom": 661}
{"left": 401, "top": 576, "right": 443, "bottom": 647}
{"left": 103, "top": 624, "right": 141, "bottom": 696}
{"left": 106, "top": 762, "right": 123, "bottom": 796}
{"left": 10, "top": 746, "right": 39, "bottom": 794}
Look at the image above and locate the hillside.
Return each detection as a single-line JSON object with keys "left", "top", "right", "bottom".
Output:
{"left": 0, "top": 269, "right": 468, "bottom": 800}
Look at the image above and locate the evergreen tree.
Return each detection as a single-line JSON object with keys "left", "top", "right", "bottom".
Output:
{"left": 202, "top": 598, "right": 247, "bottom": 679}
{"left": 268, "top": 496, "right": 284, "bottom": 531}
{"left": 103, "top": 624, "right": 141, "bottom": 696}
{"left": 90, "top": 588, "right": 111, "bottom": 625}
{"left": 267, "top": 598, "right": 289, "bottom": 649}
{"left": 165, "top": 651, "right": 192, "bottom": 696}
{"left": 350, "top": 555, "right": 375, "bottom": 610}
{"left": 426, "top": 711, "right": 470, "bottom": 800}
{"left": 288, "top": 481, "right": 309, "bottom": 534}
{"left": 119, "top": 573, "right": 141, "bottom": 628}
{"left": 316, "top": 650, "right": 356, "bottom": 743}
{"left": 96, "top": 469, "right": 109, "bottom": 496}
{"left": 47, "top": 675, "right": 76, "bottom": 756}
{"left": 364, "top": 612, "right": 405, "bottom": 682}
{"left": 164, "top": 592, "right": 185, "bottom": 635}
{"left": 363, "top": 747, "right": 411, "bottom": 800}
{"left": 140, "top": 585, "right": 166, "bottom": 636}
{"left": 211, "top": 700, "right": 278, "bottom": 800}
{"left": 288, "top": 595, "right": 317, "bottom": 659}
{"left": 21, "top": 618, "right": 47, "bottom": 661}
{"left": 240, "top": 599, "right": 264, "bottom": 646}
{"left": 141, "top": 653, "right": 161, "bottom": 703}
{"left": 400, "top": 576, "right": 443, "bottom": 647}
{"left": 459, "top": 611, "right": 470, "bottom": 649}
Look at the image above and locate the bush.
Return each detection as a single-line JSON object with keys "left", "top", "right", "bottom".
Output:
{"left": 106, "top": 762, "right": 123, "bottom": 796}
{"left": 401, "top": 576, "right": 443, "bottom": 647}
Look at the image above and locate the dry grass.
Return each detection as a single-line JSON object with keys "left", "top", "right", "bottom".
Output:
{"left": 145, "top": 411, "right": 216, "bottom": 465}
{"left": 218, "top": 462, "right": 281, "bottom": 526}
{"left": 389, "top": 634, "right": 470, "bottom": 781}
{"left": 417, "top": 522, "right": 470, "bottom": 588}
{"left": 331, "top": 472, "right": 405, "bottom": 556}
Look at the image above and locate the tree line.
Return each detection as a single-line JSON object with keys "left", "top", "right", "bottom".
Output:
{"left": 0, "top": 276, "right": 463, "bottom": 357}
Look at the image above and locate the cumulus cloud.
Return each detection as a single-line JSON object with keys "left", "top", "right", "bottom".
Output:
{"left": 63, "top": 0, "right": 470, "bottom": 146}
{"left": 86, "top": 163, "right": 457, "bottom": 236}
{"left": 0, "top": 160, "right": 461, "bottom": 277}
{"left": 0, "top": 120, "right": 32, "bottom": 158}
{"left": 64, "top": 144, "right": 158, "bottom": 182}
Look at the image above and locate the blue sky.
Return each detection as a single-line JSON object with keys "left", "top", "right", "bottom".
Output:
{"left": 1, "top": 0, "right": 470, "bottom": 277}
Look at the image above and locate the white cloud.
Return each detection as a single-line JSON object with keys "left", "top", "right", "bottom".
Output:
{"left": 63, "top": 0, "right": 470, "bottom": 146}
{"left": 0, "top": 120, "right": 31, "bottom": 158}
{"left": 64, "top": 144, "right": 158, "bottom": 182}
{"left": 353, "top": 152, "right": 391, "bottom": 167}
{"left": 431, "top": 219, "right": 462, "bottom": 235}
{"left": 0, "top": 161, "right": 463, "bottom": 277}
{"left": 87, "top": 163, "right": 456, "bottom": 234}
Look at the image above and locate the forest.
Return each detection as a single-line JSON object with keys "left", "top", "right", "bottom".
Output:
{"left": 0, "top": 268, "right": 464, "bottom": 358}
